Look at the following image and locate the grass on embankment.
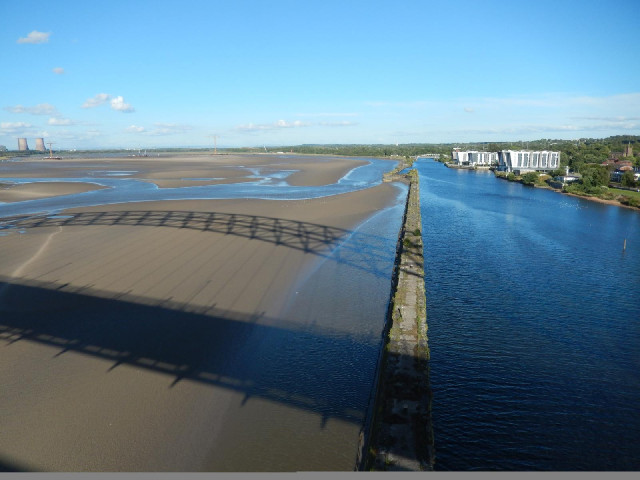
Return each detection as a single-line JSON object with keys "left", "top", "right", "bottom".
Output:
{"left": 495, "top": 171, "right": 640, "bottom": 209}
{"left": 609, "top": 188, "right": 640, "bottom": 200}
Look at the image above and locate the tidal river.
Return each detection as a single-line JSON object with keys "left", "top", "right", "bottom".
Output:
{"left": 416, "top": 159, "right": 640, "bottom": 470}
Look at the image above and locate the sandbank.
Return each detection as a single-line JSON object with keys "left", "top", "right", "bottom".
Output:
{"left": 0, "top": 153, "right": 377, "bottom": 188}
{"left": 0, "top": 181, "right": 108, "bottom": 203}
{"left": 0, "top": 167, "right": 402, "bottom": 471}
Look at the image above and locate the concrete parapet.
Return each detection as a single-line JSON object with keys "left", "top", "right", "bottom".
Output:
{"left": 359, "top": 169, "right": 434, "bottom": 471}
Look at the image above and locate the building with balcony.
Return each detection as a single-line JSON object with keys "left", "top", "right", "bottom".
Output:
{"left": 452, "top": 149, "right": 498, "bottom": 167}
{"left": 497, "top": 150, "right": 560, "bottom": 174}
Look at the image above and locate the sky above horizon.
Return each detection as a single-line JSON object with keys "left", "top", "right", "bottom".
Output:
{"left": 1, "top": 0, "right": 639, "bottom": 150}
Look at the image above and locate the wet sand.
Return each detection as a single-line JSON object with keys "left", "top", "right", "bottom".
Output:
{"left": 0, "top": 153, "right": 367, "bottom": 189}
{"left": 0, "top": 153, "right": 401, "bottom": 471}
{"left": 0, "top": 182, "right": 108, "bottom": 203}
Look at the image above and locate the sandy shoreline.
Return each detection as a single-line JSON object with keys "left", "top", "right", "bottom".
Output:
{"left": 561, "top": 190, "right": 640, "bottom": 210}
{"left": 0, "top": 153, "right": 402, "bottom": 471}
{"left": 0, "top": 181, "right": 108, "bottom": 203}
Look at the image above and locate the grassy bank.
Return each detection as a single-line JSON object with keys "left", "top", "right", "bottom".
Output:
{"left": 494, "top": 171, "right": 640, "bottom": 210}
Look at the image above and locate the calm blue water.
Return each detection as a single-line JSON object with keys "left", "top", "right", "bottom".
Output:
{"left": 416, "top": 159, "right": 640, "bottom": 471}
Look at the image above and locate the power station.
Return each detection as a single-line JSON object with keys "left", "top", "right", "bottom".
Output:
{"left": 16, "top": 137, "right": 58, "bottom": 156}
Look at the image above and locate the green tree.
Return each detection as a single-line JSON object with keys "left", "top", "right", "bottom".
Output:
{"left": 621, "top": 170, "right": 637, "bottom": 188}
{"left": 521, "top": 171, "right": 539, "bottom": 185}
{"left": 579, "top": 164, "right": 609, "bottom": 189}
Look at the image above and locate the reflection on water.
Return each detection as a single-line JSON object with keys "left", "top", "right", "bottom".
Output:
{"left": 417, "top": 159, "right": 640, "bottom": 471}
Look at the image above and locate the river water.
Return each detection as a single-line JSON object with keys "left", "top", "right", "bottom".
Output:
{"left": 416, "top": 159, "right": 640, "bottom": 470}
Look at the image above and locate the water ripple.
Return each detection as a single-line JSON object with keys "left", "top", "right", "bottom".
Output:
{"left": 417, "top": 159, "right": 640, "bottom": 471}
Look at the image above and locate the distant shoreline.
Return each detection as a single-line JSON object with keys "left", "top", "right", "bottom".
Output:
{"left": 555, "top": 188, "right": 640, "bottom": 210}
{"left": 490, "top": 169, "right": 640, "bottom": 211}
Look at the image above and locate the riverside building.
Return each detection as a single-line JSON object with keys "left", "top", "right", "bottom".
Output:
{"left": 497, "top": 150, "right": 560, "bottom": 174}
{"left": 452, "top": 149, "right": 498, "bottom": 167}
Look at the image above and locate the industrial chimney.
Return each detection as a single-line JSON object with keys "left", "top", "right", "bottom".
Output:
{"left": 35, "top": 138, "right": 46, "bottom": 151}
{"left": 18, "top": 138, "right": 29, "bottom": 151}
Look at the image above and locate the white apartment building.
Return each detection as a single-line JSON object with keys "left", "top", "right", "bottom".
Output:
{"left": 469, "top": 151, "right": 498, "bottom": 166}
{"left": 497, "top": 150, "right": 560, "bottom": 174}
{"left": 452, "top": 149, "right": 468, "bottom": 164}
{"left": 452, "top": 149, "right": 498, "bottom": 166}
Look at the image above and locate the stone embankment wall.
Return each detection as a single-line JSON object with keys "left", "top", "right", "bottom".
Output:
{"left": 358, "top": 167, "right": 434, "bottom": 471}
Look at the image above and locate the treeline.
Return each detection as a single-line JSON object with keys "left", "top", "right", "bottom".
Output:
{"left": 497, "top": 161, "right": 640, "bottom": 208}
{"left": 224, "top": 136, "right": 640, "bottom": 168}
{"left": 223, "top": 143, "right": 455, "bottom": 158}
{"left": 5, "top": 136, "right": 638, "bottom": 167}
{"left": 556, "top": 136, "right": 640, "bottom": 171}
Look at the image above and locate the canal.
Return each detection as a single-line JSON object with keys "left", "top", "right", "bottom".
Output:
{"left": 416, "top": 159, "right": 640, "bottom": 470}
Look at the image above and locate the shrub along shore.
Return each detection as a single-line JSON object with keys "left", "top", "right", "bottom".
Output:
{"left": 494, "top": 170, "right": 640, "bottom": 210}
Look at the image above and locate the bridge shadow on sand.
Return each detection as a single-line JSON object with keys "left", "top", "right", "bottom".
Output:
{"left": 1, "top": 210, "right": 419, "bottom": 280}
{"left": 0, "top": 277, "right": 379, "bottom": 427}
{"left": 0, "top": 208, "right": 425, "bottom": 456}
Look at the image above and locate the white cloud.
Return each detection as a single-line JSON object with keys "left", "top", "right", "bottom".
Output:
{"left": 365, "top": 100, "right": 430, "bottom": 108}
{"left": 125, "top": 123, "right": 191, "bottom": 136}
{"left": 146, "top": 123, "right": 191, "bottom": 135}
{"left": 428, "top": 120, "right": 640, "bottom": 140}
{"left": 573, "top": 115, "right": 640, "bottom": 122}
{"left": 49, "top": 129, "right": 102, "bottom": 141}
{"left": 236, "top": 123, "right": 268, "bottom": 132}
{"left": 82, "top": 93, "right": 111, "bottom": 108}
{"left": 318, "top": 121, "right": 358, "bottom": 127}
{"left": 52, "top": 67, "right": 65, "bottom": 74}
{"left": 4, "top": 103, "right": 58, "bottom": 115}
{"left": 365, "top": 93, "right": 640, "bottom": 115}
{"left": 110, "top": 96, "right": 134, "bottom": 113}
{"left": 1, "top": 122, "right": 32, "bottom": 129}
{"left": 48, "top": 117, "right": 75, "bottom": 126}
{"left": 0, "top": 122, "right": 33, "bottom": 134}
{"left": 296, "top": 112, "right": 359, "bottom": 118}
{"left": 459, "top": 92, "right": 640, "bottom": 111}
{"left": 82, "top": 93, "right": 134, "bottom": 112}
{"left": 17, "top": 30, "right": 51, "bottom": 44}
{"left": 275, "top": 120, "right": 309, "bottom": 128}
{"left": 236, "top": 119, "right": 311, "bottom": 132}
{"left": 235, "top": 118, "right": 358, "bottom": 134}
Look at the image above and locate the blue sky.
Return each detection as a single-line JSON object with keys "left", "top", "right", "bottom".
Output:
{"left": 1, "top": 0, "right": 639, "bottom": 149}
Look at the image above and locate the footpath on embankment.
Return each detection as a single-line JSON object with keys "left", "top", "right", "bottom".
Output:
{"left": 357, "top": 164, "right": 435, "bottom": 471}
